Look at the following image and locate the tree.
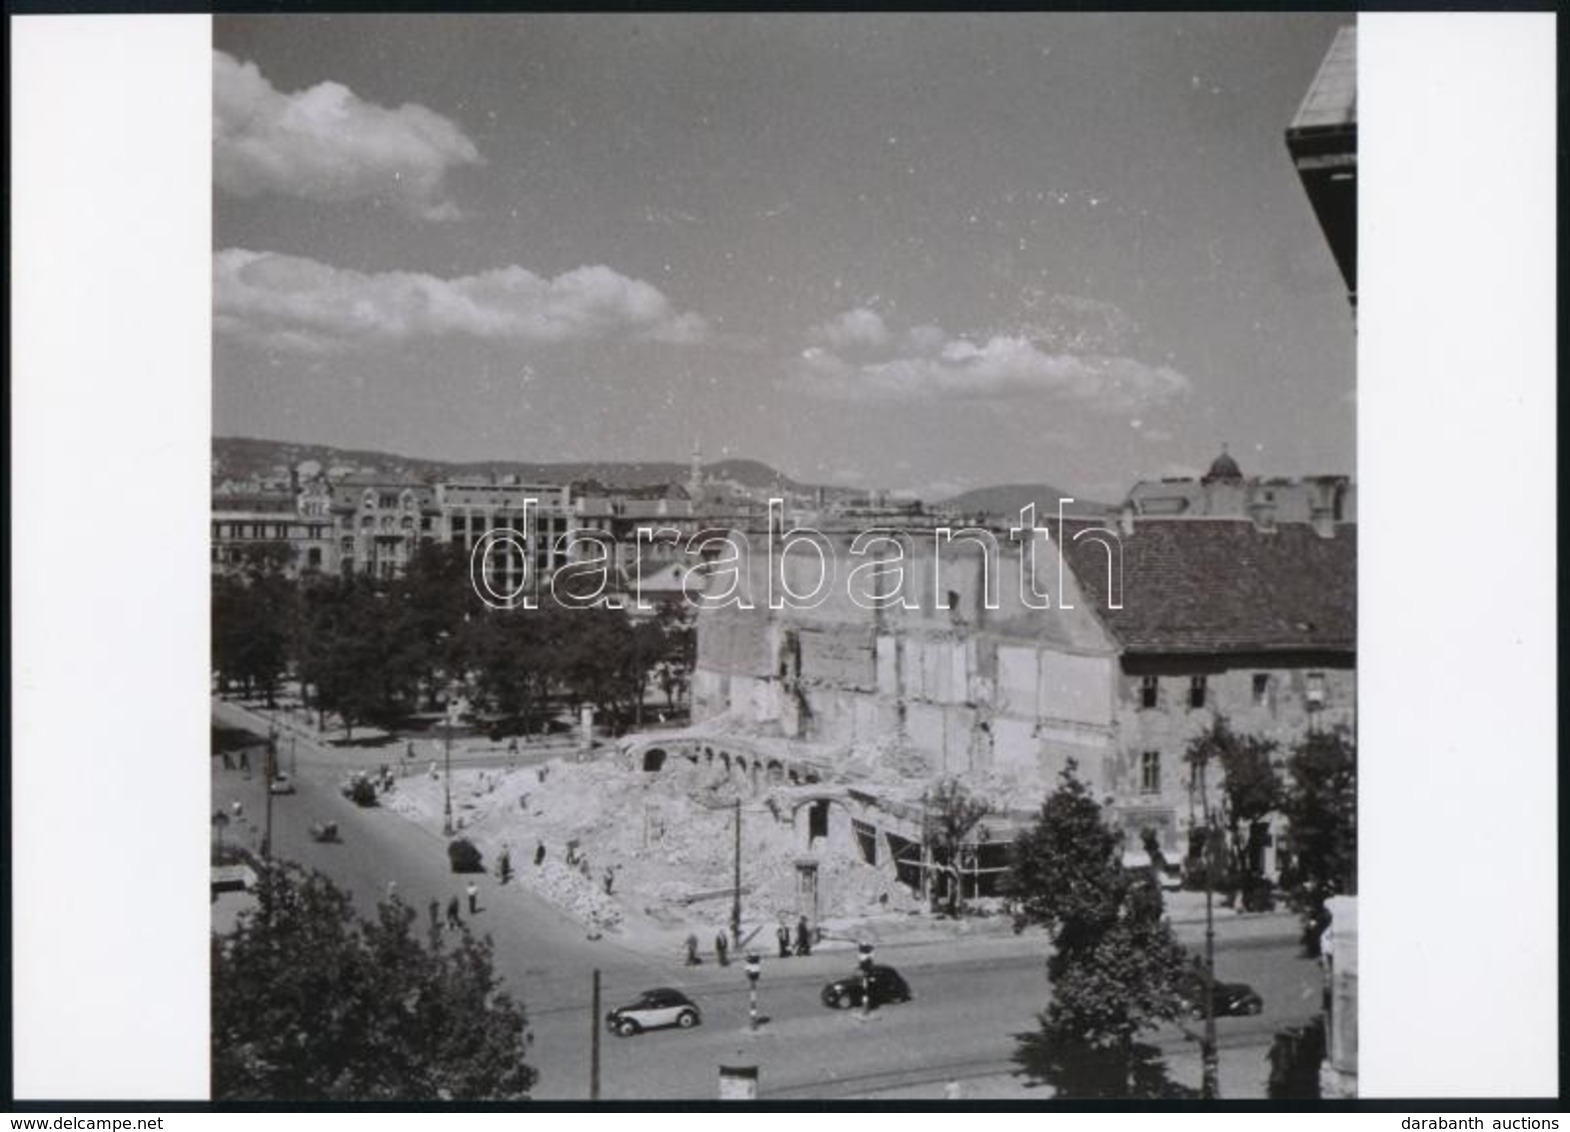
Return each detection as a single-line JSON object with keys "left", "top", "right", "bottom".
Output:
{"left": 212, "top": 865, "right": 536, "bottom": 1100}
{"left": 1183, "top": 716, "right": 1281, "bottom": 907}
{"left": 923, "top": 777, "right": 991, "bottom": 917}
{"left": 1278, "top": 727, "right": 1357, "bottom": 955}
{"left": 295, "top": 578, "right": 421, "bottom": 738}
{"left": 211, "top": 555, "right": 296, "bottom": 704}
{"left": 1007, "top": 761, "right": 1191, "bottom": 1097}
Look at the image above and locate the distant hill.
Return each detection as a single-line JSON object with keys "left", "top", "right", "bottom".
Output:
{"left": 212, "top": 437, "right": 1106, "bottom": 517}
{"left": 211, "top": 436, "right": 814, "bottom": 493}
{"left": 939, "top": 483, "right": 1112, "bottom": 520}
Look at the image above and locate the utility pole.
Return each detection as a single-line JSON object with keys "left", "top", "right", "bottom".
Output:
{"left": 589, "top": 968, "right": 602, "bottom": 1101}
{"left": 730, "top": 797, "right": 742, "bottom": 949}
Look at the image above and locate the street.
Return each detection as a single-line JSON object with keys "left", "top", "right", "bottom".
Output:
{"left": 212, "top": 699, "right": 1320, "bottom": 1100}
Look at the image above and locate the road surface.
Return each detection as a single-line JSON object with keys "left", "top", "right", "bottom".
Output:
{"left": 211, "top": 699, "right": 1319, "bottom": 1100}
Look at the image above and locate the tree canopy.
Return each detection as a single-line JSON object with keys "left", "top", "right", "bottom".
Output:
{"left": 1007, "top": 762, "right": 1191, "bottom": 1096}
{"left": 212, "top": 865, "right": 536, "bottom": 1101}
{"left": 1183, "top": 716, "right": 1282, "bottom": 905}
{"left": 1278, "top": 726, "right": 1357, "bottom": 955}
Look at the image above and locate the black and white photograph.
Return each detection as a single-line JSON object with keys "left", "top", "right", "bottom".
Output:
{"left": 7, "top": 8, "right": 1557, "bottom": 1113}
{"left": 205, "top": 14, "right": 1357, "bottom": 1101}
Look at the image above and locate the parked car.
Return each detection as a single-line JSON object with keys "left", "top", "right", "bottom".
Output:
{"left": 341, "top": 771, "right": 377, "bottom": 806}
{"left": 605, "top": 988, "right": 702, "bottom": 1037}
{"left": 1184, "top": 972, "right": 1264, "bottom": 1017}
{"left": 268, "top": 774, "right": 296, "bottom": 795}
{"left": 821, "top": 965, "right": 912, "bottom": 1010}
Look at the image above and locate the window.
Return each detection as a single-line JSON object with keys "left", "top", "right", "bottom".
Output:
{"left": 807, "top": 800, "right": 829, "bottom": 843}
{"left": 1188, "top": 675, "right": 1207, "bottom": 709}
{"left": 1139, "top": 675, "right": 1159, "bottom": 709}
{"left": 1140, "top": 751, "right": 1161, "bottom": 795}
{"left": 1252, "top": 673, "right": 1271, "bottom": 707}
{"left": 1306, "top": 672, "right": 1326, "bottom": 710}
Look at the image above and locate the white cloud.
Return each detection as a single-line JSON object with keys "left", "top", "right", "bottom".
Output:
{"left": 214, "top": 51, "right": 482, "bottom": 220}
{"left": 215, "top": 249, "right": 710, "bottom": 353}
{"left": 810, "top": 307, "right": 891, "bottom": 351}
{"left": 792, "top": 317, "right": 1191, "bottom": 414}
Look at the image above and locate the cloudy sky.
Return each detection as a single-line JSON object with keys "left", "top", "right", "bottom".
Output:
{"left": 214, "top": 13, "right": 1354, "bottom": 502}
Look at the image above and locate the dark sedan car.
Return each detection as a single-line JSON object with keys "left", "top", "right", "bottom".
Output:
{"left": 1184, "top": 973, "right": 1264, "bottom": 1017}
{"left": 821, "top": 964, "right": 912, "bottom": 1009}
{"left": 605, "top": 987, "right": 702, "bottom": 1037}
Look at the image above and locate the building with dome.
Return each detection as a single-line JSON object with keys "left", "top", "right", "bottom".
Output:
{"left": 1124, "top": 448, "right": 1355, "bottom": 533}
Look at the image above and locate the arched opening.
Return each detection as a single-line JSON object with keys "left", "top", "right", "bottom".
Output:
{"left": 766, "top": 760, "right": 784, "bottom": 784}
{"left": 642, "top": 748, "right": 667, "bottom": 772}
{"left": 719, "top": 752, "right": 732, "bottom": 774}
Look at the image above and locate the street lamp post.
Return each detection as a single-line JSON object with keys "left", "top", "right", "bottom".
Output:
{"left": 730, "top": 796, "right": 742, "bottom": 950}
{"left": 443, "top": 707, "right": 455, "bottom": 837}
{"left": 744, "top": 953, "right": 761, "bottom": 1032}
{"left": 1195, "top": 760, "right": 1220, "bottom": 1099}
{"left": 262, "top": 726, "right": 278, "bottom": 862}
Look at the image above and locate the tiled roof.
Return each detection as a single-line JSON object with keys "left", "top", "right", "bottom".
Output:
{"left": 1060, "top": 519, "right": 1355, "bottom": 655}
{"left": 1290, "top": 25, "right": 1356, "bottom": 134}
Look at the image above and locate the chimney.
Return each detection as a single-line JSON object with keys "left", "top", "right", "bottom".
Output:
{"left": 1311, "top": 507, "right": 1336, "bottom": 539}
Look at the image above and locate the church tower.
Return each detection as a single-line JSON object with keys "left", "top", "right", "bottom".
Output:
{"left": 687, "top": 439, "right": 704, "bottom": 499}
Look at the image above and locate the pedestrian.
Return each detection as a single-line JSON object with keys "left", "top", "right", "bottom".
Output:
{"left": 239, "top": 749, "right": 250, "bottom": 774}
{"left": 498, "top": 847, "right": 512, "bottom": 884}
{"left": 429, "top": 900, "right": 440, "bottom": 933}
{"left": 602, "top": 867, "right": 615, "bottom": 896}
{"left": 405, "top": 740, "right": 414, "bottom": 761}
{"left": 446, "top": 896, "right": 462, "bottom": 929}
{"left": 683, "top": 933, "right": 701, "bottom": 966}
{"left": 795, "top": 916, "right": 812, "bottom": 957}
{"left": 221, "top": 750, "right": 234, "bottom": 771}
{"left": 230, "top": 800, "right": 243, "bottom": 819}
{"left": 534, "top": 841, "right": 546, "bottom": 867}
{"left": 429, "top": 760, "right": 439, "bottom": 779}
{"left": 714, "top": 931, "right": 729, "bottom": 967}
{"left": 777, "top": 923, "right": 792, "bottom": 959}
{"left": 467, "top": 881, "right": 479, "bottom": 914}
{"left": 386, "top": 880, "right": 397, "bottom": 901}
{"left": 508, "top": 736, "right": 519, "bottom": 755}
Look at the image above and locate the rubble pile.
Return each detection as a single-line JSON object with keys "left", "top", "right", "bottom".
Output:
{"left": 383, "top": 752, "right": 924, "bottom": 937}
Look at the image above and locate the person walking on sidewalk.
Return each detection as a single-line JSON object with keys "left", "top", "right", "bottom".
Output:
{"left": 795, "top": 916, "right": 812, "bottom": 957}
{"left": 777, "top": 923, "right": 792, "bottom": 959}
{"left": 466, "top": 881, "right": 479, "bottom": 914}
{"left": 446, "top": 897, "right": 462, "bottom": 930}
{"left": 714, "top": 930, "right": 729, "bottom": 967}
